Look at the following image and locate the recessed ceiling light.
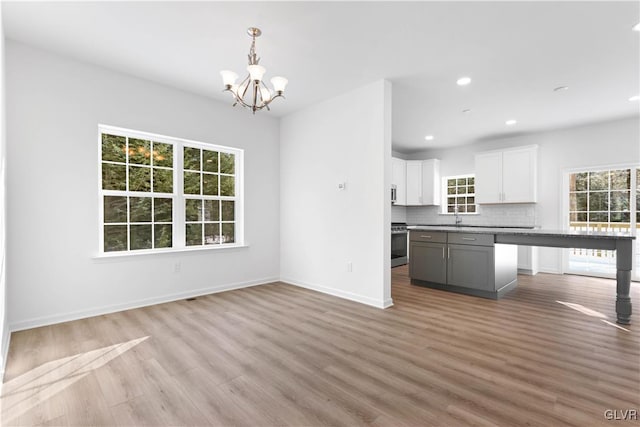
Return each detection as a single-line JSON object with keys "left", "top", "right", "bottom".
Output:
{"left": 629, "top": 95, "right": 640, "bottom": 102}
{"left": 462, "top": 109, "right": 472, "bottom": 113}
{"left": 456, "top": 77, "right": 471, "bottom": 86}
{"left": 633, "top": 22, "right": 640, "bottom": 31}
{"left": 424, "top": 135, "right": 434, "bottom": 141}
{"left": 505, "top": 119, "right": 517, "bottom": 126}
{"left": 553, "top": 86, "right": 569, "bottom": 92}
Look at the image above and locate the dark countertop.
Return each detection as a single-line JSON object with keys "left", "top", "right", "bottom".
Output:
{"left": 407, "top": 225, "right": 635, "bottom": 240}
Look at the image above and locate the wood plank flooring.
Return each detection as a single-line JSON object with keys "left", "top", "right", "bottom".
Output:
{"left": 2, "top": 267, "right": 639, "bottom": 426}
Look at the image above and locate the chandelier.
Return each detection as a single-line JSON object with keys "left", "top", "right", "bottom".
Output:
{"left": 220, "top": 27, "right": 288, "bottom": 114}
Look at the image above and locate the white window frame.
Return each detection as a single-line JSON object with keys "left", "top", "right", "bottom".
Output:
{"left": 441, "top": 174, "right": 478, "bottom": 215}
{"left": 561, "top": 163, "right": 638, "bottom": 280}
{"left": 98, "top": 125, "right": 244, "bottom": 256}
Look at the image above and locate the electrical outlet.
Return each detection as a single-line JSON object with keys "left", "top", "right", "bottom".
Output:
{"left": 174, "top": 262, "right": 181, "bottom": 273}
{"left": 347, "top": 262, "right": 353, "bottom": 272}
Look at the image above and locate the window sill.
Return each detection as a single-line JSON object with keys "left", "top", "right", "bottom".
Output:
{"left": 439, "top": 213, "right": 479, "bottom": 216}
{"left": 92, "top": 243, "right": 249, "bottom": 260}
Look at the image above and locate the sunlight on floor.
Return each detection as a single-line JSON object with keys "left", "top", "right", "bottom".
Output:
{"left": 555, "top": 300, "right": 608, "bottom": 319}
{"left": 0, "top": 336, "right": 149, "bottom": 424}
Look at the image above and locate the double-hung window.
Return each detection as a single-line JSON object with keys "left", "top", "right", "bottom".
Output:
{"left": 443, "top": 175, "right": 477, "bottom": 214}
{"left": 99, "top": 125, "right": 243, "bottom": 254}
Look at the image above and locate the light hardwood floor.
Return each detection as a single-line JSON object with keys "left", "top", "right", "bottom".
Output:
{"left": 2, "top": 267, "right": 639, "bottom": 426}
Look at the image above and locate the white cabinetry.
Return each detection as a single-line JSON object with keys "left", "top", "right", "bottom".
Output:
{"left": 406, "top": 159, "right": 440, "bottom": 206}
{"left": 391, "top": 157, "right": 406, "bottom": 205}
{"left": 475, "top": 145, "right": 537, "bottom": 204}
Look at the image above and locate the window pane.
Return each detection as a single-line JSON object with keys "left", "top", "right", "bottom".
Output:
{"left": 184, "top": 147, "right": 201, "bottom": 171}
{"left": 610, "top": 169, "right": 630, "bottom": 190}
{"left": 154, "top": 224, "right": 172, "bottom": 248}
{"left": 102, "top": 163, "right": 127, "bottom": 190}
{"left": 447, "top": 179, "right": 456, "bottom": 186}
{"left": 102, "top": 134, "right": 126, "bottom": 162}
{"left": 186, "top": 224, "right": 202, "bottom": 246}
{"left": 570, "top": 192, "right": 587, "bottom": 211}
{"left": 185, "top": 199, "right": 202, "bottom": 222}
{"left": 154, "top": 198, "right": 172, "bottom": 222}
{"left": 467, "top": 205, "right": 476, "bottom": 213}
{"left": 610, "top": 191, "right": 630, "bottom": 211}
{"left": 130, "top": 197, "right": 152, "bottom": 222}
{"left": 570, "top": 173, "right": 588, "bottom": 191}
{"left": 153, "top": 168, "right": 173, "bottom": 193}
{"left": 588, "top": 212, "right": 608, "bottom": 222}
{"left": 447, "top": 187, "right": 456, "bottom": 195}
{"left": 129, "top": 138, "right": 151, "bottom": 165}
{"left": 458, "top": 205, "right": 466, "bottom": 213}
{"left": 204, "top": 200, "right": 220, "bottom": 221}
{"left": 589, "top": 192, "right": 608, "bottom": 211}
{"left": 104, "top": 225, "right": 127, "bottom": 252}
{"left": 222, "top": 223, "right": 235, "bottom": 244}
{"left": 468, "top": 177, "right": 474, "bottom": 185}
{"left": 589, "top": 171, "right": 608, "bottom": 191}
{"left": 204, "top": 223, "right": 220, "bottom": 245}
{"left": 184, "top": 172, "right": 200, "bottom": 194}
{"left": 447, "top": 205, "right": 455, "bottom": 213}
{"left": 152, "top": 142, "right": 173, "bottom": 167}
{"left": 221, "top": 201, "right": 235, "bottom": 221}
{"left": 570, "top": 212, "right": 587, "bottom": 222}
{"left": 456, "top": 197, "right": 464, "bottom": 205}
{"left": 130, "top": 224, "right": 152, "bottom": 250}
{"left": 220, "top": 153, "right": 235, "bottom": 174}
{"left": 104, "top": 196, "right": 127, "bottom": 223}
{"left": 129, "top": 166, "right": 151, "bottom": 192}
{"left": 610, "top": 212, "right": 630, "bottom": 223}
{"left": 447, "top": 197, "right": 455, "bottom": 205}
{"left": 220, "top": 175, "right": 235, "bottom": 197}
{"left": 467, "top": 197, "right": 475, "bottom": 204}
{"left": 468, "top": 185, "right": 474, "bottom": 194}
{"left": 456, "top": 178, "right": 465, "bottom": 185}
{"left": 203, "top": 150, "right": 218, "bottom": 173}
{"left": 202, "top": 174, "right": 219, "bottom": 196}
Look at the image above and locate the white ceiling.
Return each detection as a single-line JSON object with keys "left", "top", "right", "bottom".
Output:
{"left": 2, "top": 1, "right": 639, "bottom": 153}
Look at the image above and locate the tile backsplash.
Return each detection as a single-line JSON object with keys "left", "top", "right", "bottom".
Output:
{"left": 405, "top": 204, "right": 537, "bottom": 227}
{"left": 391, "top": 205, "right": 407, "bottom": 223}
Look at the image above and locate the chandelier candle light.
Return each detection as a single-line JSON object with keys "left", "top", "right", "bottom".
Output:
{"left": 220, "top": 27, "right": 288, "bottom": 114}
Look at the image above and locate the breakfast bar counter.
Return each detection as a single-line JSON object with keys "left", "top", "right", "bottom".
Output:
{"left": 408, "top": 225, "right": 636, "bottom": 324}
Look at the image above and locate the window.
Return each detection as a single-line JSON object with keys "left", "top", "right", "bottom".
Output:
{"left": 99, "top": 126, "right": 242, "bottom": 254}
{"left": 566, "top": 167, "right": 637, "bottom": 277}
{"left": 443, "top": 175, "right": 477, "bottom": 213}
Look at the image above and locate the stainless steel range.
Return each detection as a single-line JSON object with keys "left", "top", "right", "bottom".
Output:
{"left": 391, "top": 222, "right": 408, "bottom": 267}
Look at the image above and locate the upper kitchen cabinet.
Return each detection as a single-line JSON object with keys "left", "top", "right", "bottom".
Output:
{"left": 475, "top": 145, "right": 538, "bottom": 204}
{"left": 391, "top": 157, "right": 407, "bottom": 205}
{"left": 406, "top": 159, "right": 441, "bottom": 206}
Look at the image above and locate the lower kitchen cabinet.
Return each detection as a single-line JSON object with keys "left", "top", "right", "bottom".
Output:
{"left": 409, "top": 230, "right": 518, "bottom": 299}
{"left": 409, "top": 242, "right": 446, "bottom": 284}
{"left": 446, "top": 244, "right": 494, "bottom": 291}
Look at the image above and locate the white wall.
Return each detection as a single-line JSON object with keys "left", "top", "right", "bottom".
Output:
{"left": 0, "top": 11, "right": 9, "bottom": 378}
{"left": 406, "top": 116, "right": 640, "bottom": 273}
{"left": 5, "top": 41, "right": 281, "bottom": 330}
{"left": 280, "top": 80, "right": 392, "bottom": 308}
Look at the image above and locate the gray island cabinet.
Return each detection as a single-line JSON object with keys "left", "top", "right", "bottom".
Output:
{"left": 409, "top": 230, "right": 517, "bottom": 299}
{"left": 407, "top": 225, "right": 635, "bottom": 324}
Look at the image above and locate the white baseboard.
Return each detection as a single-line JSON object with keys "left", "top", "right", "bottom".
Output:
{"left": 537, "top": 267, "right": 562, "bottom": 275}
{"left": 281, "top": 277, "right": 393, "bottom": 309}
{"left": 9, "top": 277, "right": 279, "bottom": 332}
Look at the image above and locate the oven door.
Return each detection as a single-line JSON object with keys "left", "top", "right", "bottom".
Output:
{"left": 391, "top": 231, "right": 408, "bottom": 267}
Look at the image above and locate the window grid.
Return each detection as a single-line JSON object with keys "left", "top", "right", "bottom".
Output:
{"left": 445, "top": 175, "right": 477, "bottom": 214}
{"left": 99, "top": 126, "right": 242, "bottom": 254}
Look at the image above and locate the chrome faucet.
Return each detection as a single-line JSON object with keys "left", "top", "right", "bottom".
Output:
{"left": 454, "top": 205, "right": 462, "bottom": 226}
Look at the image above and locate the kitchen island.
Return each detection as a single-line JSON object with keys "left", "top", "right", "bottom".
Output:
{"left": 408, "top": 225, "right": 636, "bottom": 325}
